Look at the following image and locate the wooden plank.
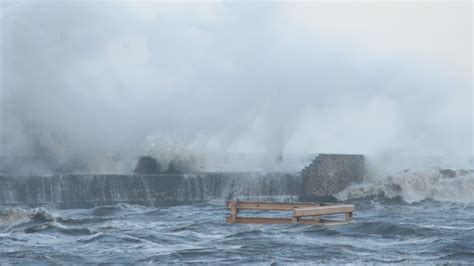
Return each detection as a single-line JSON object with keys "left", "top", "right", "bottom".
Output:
{"left": 293, "top": 205, "right": 355, "bottom": 217}
{"left": 225, "top": 216, "right": 349, "bottom": 225}
{"left": 225, "top": 201, "right": 354, "bottom": 225}
{"left": 318, "top": 219, "right": 351, "bottom": 225}
{"left": 226, "top": 201, "right": 320, "bottom": 211}
{"left": 226, "top": 216, "right": 294, "bottom": 224}
{"left": 297, "top": 219, "right": 347, "bottom": 225}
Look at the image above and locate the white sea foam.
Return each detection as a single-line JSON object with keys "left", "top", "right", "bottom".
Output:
{"left": 0, "top": 207, "right": 57, "bottom": 231}
{"left": 336, "top": 169, "right": 474, "bottom": 204}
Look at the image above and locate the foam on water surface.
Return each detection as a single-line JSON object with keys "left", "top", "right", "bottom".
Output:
{"left": 0, "top": 199, "right": 472, "bottom": 264}
{"left": 337, "top": 169, "right": 474, "bottom": 203}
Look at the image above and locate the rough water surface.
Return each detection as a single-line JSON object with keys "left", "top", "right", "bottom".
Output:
{"left": 1, "top": 198, "right": 473, "bottom": 264}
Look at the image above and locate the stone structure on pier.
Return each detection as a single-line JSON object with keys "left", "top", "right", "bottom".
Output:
{"left": 302, "top": 154, "right": 365, "bottom": 197}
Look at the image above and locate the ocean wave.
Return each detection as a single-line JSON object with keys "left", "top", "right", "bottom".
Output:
{"left": 0, "top": 207, "right": 110, "bottom": 235}
{"left": 336, "top": 169, "right": 474, "bottom": 204}
{"left": 0, "top": 207, "right": 57, "bottom": 231}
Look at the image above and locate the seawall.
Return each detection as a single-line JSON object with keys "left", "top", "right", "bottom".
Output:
{"left": 0, "top": 173, "right": 302, "bottom": 209}
{"left": 0, "top": 154, "right": 365, "bottom": 209}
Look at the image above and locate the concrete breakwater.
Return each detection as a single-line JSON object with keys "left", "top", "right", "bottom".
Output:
{"left": 0, "top": 173, "right": 302, "bottom": 209}
{"left": 0, "top": 154, "right": 365, "bottom": 209}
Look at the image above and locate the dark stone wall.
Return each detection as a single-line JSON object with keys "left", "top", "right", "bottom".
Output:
{"left": 302, "top": 154, "right": 365, "bottom": 197}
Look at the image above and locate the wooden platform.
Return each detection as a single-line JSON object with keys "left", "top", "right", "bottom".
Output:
{"left": 226, "top": 201, "right": 354, "bottom": 225}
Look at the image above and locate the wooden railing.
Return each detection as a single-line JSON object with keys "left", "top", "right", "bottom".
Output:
{"left": 226, "top": 201, "right": 354, "bottom": 225}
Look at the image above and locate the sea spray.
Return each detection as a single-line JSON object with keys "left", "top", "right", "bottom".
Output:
{"left": 336, "top": 169, "right": 474, "bottom": 203}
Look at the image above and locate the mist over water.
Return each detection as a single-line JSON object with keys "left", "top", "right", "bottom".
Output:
{"left": 1, "top": 1, "right": 472, "bottom": 174}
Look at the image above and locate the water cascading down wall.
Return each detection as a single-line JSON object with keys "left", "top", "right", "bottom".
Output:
{"left": 0, "top": 154, "right": 364, "bottom": 209}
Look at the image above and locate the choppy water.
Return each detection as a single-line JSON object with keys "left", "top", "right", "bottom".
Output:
{"left": 1, "top": 197, "right": 473, "bottom": 264}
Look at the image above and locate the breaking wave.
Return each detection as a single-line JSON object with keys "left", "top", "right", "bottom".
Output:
{"left": 0, "top": 207, "right": 57, "bottom": 231}
{"left": 336, "top": 169, "right": 474, "bottom": 204}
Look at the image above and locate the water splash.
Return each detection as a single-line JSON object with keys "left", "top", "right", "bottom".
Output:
{"left": 336, "top": 169, "right": 474, "bottom": 203}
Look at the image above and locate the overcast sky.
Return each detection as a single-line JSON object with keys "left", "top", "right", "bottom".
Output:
{"left": 0, "top": 0, "right": 472, "bottom": 172}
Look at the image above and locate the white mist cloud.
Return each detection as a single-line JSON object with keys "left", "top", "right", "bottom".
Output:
{"left": 0, "top": 1, "right": 471, "bottom": 173}
{"left": 285, "top": 95, "right": 402, "bottom": 154}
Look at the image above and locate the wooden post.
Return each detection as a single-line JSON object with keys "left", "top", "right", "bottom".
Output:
{"left": 230, "top": 201, "right": 238, "bottom": 224}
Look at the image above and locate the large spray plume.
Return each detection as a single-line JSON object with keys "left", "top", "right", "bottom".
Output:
{"left": 0, "top": 1, "right": 472, "bottom": 174}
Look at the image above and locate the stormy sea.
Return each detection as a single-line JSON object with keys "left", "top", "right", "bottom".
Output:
{"left": 2, "top": 0, "right": 472, "bottom": 264}
{"left": 1, "top": 170, "right": 473, "bottom": 264}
